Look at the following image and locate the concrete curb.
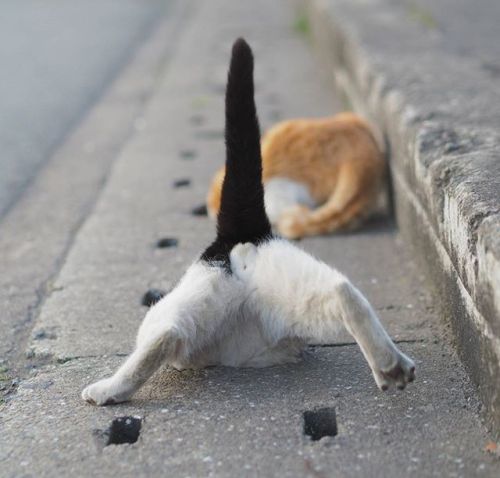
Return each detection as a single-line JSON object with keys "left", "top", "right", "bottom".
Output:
{"left": 301, "top": 0, "right": 500, "bottom": 435}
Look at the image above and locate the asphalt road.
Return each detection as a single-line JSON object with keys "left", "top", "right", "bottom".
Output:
{"left": 0, "top": 0, "right": 170, "bottom": 219}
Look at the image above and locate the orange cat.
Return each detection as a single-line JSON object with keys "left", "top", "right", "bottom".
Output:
{"left": 207, "top": 112, "right": 385, "bottom": 239}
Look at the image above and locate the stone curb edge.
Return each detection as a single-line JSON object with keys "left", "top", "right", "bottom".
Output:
{"left": 299, "top": 0, "right": 500, "bottom": 436}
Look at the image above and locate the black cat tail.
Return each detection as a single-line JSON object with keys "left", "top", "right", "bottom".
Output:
{"left": 202, "top": 38, "right": 271, "bottom": 265}
{"left": 218, "top": 38, "right": 271, "bottom": 241}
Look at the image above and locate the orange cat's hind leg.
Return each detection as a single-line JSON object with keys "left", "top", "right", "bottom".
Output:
{"left": 264, "top": 178, "right": 316, "bottom": 224}
{"left": 277, "top": 166, "right": 380, "bottom": 239}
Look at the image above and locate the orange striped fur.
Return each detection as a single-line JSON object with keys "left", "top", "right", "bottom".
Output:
{"left": 207, "top": 112, "right": 385, "bottom": 239}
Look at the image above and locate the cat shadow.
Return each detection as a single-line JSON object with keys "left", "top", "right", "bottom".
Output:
{"left": 134, "top": 347, "right": 373, "bottom": 409}
{"left": 342, "top": 214, "right": 395, "bottom": 237}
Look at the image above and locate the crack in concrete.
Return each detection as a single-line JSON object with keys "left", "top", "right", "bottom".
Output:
{"left": 309, "top": 338, "right": 426, "bottom": 348}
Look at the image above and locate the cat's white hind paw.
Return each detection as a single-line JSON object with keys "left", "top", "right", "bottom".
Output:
{"left": 230, "top": 242, "right": 257, "bottom": 279}
{"left": 373, "top": 350, "right": 415, "bottom": 391}
{"left": 82, "top": 378, "right": 130, "bottom": 406}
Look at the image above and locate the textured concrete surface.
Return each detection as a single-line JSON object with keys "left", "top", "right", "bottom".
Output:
{"left": 1, "top": 343, "right": 496, "bottom": 478}
{"left": 0, "top": 0, "right": 188, "bottom": 379}
{"left": 302, "top": 0, "right": 500, "bottom": 435}
{"left": 1, "top": 1, "right": 499, "bottom": 476}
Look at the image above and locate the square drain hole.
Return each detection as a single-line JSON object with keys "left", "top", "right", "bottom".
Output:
{"left": 173, "top": 178, "right": 191, "bottom": 188}
{"left": 141, "top": 288, "right": 166, "bottom": 307}
{"left": 94, "top": 416, "right": 142, "bottom": 446}
{"left": 191, "top": 204, "right": 208, "bottom": 216}
{"left": 156, "top": 237, "right": 178, "bottom": 249}
{"left": 303, "top": 407, "right": 338, "bottom": 441}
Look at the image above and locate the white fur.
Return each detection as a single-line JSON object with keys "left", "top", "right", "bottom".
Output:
{"left": 230, "top": 240, "right": 415, "bottom": 390}
{"left": 82, "top": 239, "right": 415, "bottom": 406}
{"left": 264, "top": 177, "right": 316, "bottom": 224}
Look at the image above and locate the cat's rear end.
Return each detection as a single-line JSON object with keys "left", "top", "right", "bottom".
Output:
{"left": 82, "top": 38, "right": 286, "bottom": 406}
{"left": 82, "top": 38, "right": 414, "bottom": 407}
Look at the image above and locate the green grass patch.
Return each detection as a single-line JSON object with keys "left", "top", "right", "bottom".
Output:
{"left": 340, "top": 93, "right": 353, "bottom": 111}
{"left": 407, "top": 2, "right": 438, "bottom": 29}
{"left": 0, "top": 366, "right": 10, "bottom": 383}
{"left": 293, "top": 11, "right": 311, "bottom": 37}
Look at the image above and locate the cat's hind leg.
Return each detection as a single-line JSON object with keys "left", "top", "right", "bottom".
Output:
{"left": 264, "top": 177, "right": 316, "bottom": 225}
{"left": 333, "top": 280, "right": 415, "bottom": 390}
{"left": 290, "top": 278, "right": 415, "bottom": 390}
{"left": 230, "top": 241, "right": 415, "bottom": 390}
{"left": 81, "top": 327, "right": 180, "bottom": 405}
{"left": 82, "top": 285, "right": 194, "bottom": 406}
{"left": 82, "top": 263, "right": 234, "bottom": 405}
{"left": 277, "top": 165, "right": 379, "bottom": 239}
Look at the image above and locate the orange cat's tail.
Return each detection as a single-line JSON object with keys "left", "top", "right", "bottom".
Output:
{"left": 201, "top": 38, "right": 271, "bottom": 265}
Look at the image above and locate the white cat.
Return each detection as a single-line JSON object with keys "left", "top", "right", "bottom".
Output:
{"left": 82, "top": 38, "right": 414, "bottom": 406}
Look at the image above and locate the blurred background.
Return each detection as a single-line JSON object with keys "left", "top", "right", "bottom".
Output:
{"left": 0, "top": 0, "right": 169, "bottom": 219}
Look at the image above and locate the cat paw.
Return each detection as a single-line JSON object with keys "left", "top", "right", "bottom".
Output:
{"left": 82, "top": 378, "right": 129, "bottom": 406}
{"left": 230, "top": 242, "right": 257, "bottom": 279}
{"left": 373, "top": 350, "right": 415, "bottom": 391}
{"left": 277, "top": 206, "right": 309, "bottom": 239}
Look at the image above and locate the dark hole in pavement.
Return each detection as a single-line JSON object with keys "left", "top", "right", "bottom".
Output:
{"left": 157, "top": 237, "right": 178, "bottom": 249}
{"left": 179, "top": 149, "right": 197, "bottom": 160}
{"left": 33, "top": 329, "right": 57, "bottom": 340}
{"left": 94, "top": 416, "right": 142, "bottom": 446}
{"left": 141, "top": 288, "right": 166, "bottom": 307}
{"left": 191, "top": 204, "right": 208, "bottom": 216}
{"left": 303, "top": 408, "right": 338, "bottom": 441}
{"left": 173, "top": 178, "right": 191, "bottom": 188}
{"left": 482, "top": 61, "right": 500, "bottom": 77}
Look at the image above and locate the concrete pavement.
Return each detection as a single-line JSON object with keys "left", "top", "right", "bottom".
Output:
{"left": 1, "top": 1, "right": 499, "bottom": 476}
{"left": 0, "top": 0, "right": 187, "bottom": 378}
